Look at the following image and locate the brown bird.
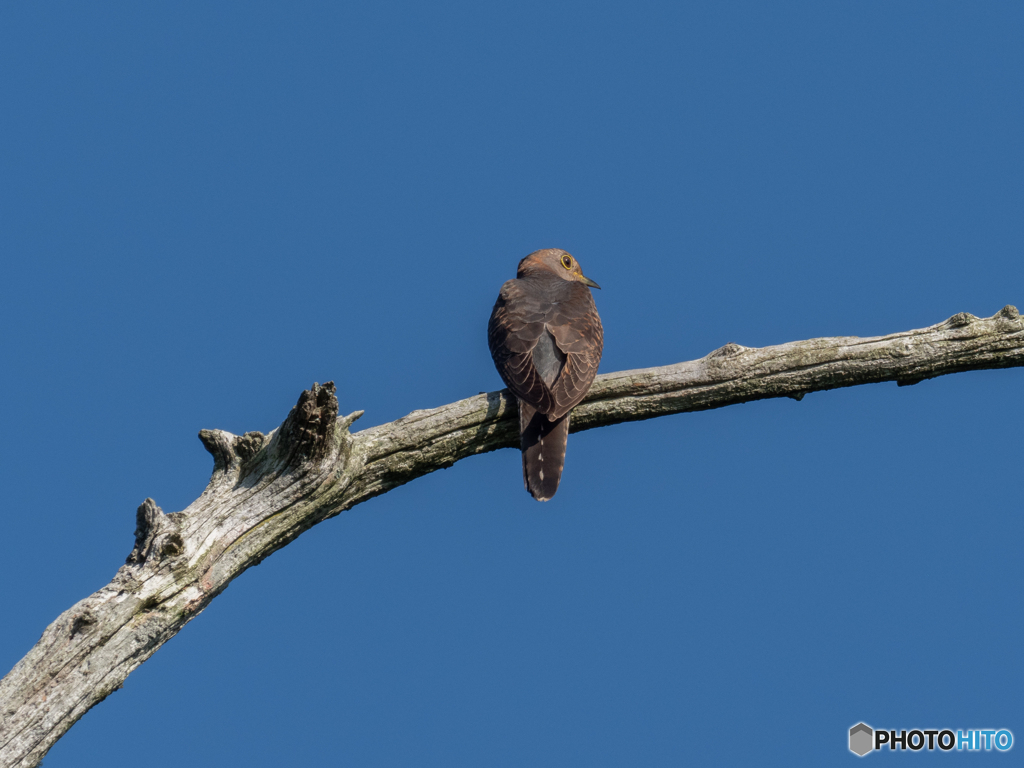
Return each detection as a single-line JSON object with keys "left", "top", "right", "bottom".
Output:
{"left": 488, "top": 249, "right": 604, "bottom": 501}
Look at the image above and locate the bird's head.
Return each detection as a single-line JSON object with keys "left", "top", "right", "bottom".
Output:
{"left": 517, "top": 249, "right": 601, "bottom": 289}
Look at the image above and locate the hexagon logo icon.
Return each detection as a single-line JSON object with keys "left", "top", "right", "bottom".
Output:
{"left": 850, "top": 723, "right": 873, "bottom": 756}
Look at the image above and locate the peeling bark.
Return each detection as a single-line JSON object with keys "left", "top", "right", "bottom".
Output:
{"left": 1, "top": 306, "right": 1022, "bottom": 767}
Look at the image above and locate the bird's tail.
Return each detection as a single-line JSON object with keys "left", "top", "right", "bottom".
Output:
{"left": 519, "top": 402, "right": 570, "bottom": 502}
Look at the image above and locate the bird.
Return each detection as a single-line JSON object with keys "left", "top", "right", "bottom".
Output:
{"left": 488, "top": 249, "right": 604, "bottom": 501}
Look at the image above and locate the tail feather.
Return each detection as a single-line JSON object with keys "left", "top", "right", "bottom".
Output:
{"left": 519, "top": 402, "right": 570, "bottom": 501}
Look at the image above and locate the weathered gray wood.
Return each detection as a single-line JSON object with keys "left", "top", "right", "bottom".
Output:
{"left": 1, "top": 306, "right": 1021, "bottom": 767}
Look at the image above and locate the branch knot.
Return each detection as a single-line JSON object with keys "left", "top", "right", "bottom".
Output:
{"left": 199, "top": 429, "right": 270, "bottom": 482}
{"left": 278, "top": 382, "right": 340, "bottom": 464}
{"left": 947, "top": 312, "right": 977, "bottom": 327}
{"left": 707, "top": 342, "right": 747, "bottom": 359}
{"left": 126, "top": 499, "right": 183, "bottom": 567}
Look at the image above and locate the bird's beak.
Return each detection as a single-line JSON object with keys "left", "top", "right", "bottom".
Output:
{"left": 579, "top": 274, "right": 601, "bottom": 289}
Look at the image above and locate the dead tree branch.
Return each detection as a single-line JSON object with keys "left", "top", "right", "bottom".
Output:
{"left": 1, "top": 305, "right": 1021, "bottom": 767}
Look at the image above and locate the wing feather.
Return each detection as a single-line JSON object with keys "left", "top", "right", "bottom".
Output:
{"left": 488, "top": 278, "right": 602, "bottom": 419}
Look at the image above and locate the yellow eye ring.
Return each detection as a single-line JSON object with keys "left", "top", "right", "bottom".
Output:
{"left": 561, "top": 255, "right": 573, "bottom": 270}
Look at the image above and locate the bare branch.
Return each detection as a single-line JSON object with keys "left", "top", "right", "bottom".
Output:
{"left": 1, "top": 305, "right": 1021, "bottom": 767}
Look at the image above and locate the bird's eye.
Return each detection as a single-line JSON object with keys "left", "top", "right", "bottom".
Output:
{"left": 561, "top": 255, "right": 573, "bottom": 269}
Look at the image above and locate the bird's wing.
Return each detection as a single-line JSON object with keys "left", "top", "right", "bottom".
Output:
{"left": 488, "top": 280, "right": 557, "bottom": 413}
{"left": 547, "top": 285, "right": 604, "bottom": 420}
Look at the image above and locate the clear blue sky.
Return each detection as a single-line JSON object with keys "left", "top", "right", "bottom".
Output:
{"left": 1, "top": 3, "right": 1021, "bottom": 765}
